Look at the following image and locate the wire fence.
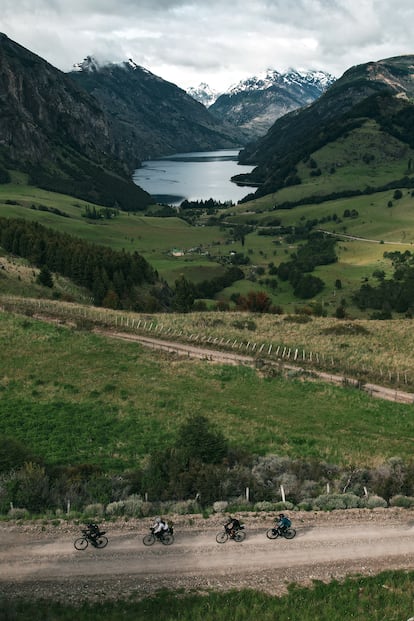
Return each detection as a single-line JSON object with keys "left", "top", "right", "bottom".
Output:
{"left": 1, "top": 295, "right": 413, "bottom": 401}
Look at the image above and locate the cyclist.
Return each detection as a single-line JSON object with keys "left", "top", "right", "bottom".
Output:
{"left": 225, "top": 516, "right": 241, "bottom": 538}
{"left": 152, "top": 516, "right": 169, "bottom": 538}
{"left": 85, "top": 522, "right": 101, "bottom": 542}
{"left": 276, "top": 513, "right": 291, "bottom": 533}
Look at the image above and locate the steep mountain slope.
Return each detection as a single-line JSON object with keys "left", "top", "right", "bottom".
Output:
{"left": 69, "top": 58, "right": 246, "bottom": 161}
{"left": 236, "top": 55, "right": 414, "bottom": 199}
{"left": 0, "top": 34, "right": 152, "bottom": 210}
{"left": 209, "top": 69, "right": 335, "bottom": 140}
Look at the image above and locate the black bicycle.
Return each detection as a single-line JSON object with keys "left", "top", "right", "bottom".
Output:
{"left": 74, "top": 529, "right": 109, "bottom": 550}
{"left": 266, "top": 525, "right": 296, "bottom": 540}
{"left": 143, "top": 526, "right": 174, "bottom": 546}
{"left": 216, "top": 524, "right": 246, "bottom": 543}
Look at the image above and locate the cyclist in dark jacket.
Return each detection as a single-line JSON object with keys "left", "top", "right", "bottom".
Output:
{"left": 225, "top": 516, "right": 241, "bottom": 537}
{"left": 86, "top": 522, "right": 101, "bottom": 541}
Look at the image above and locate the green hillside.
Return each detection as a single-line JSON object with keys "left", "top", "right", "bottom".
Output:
{"left": 1, "top": 309, "right": 414, "bottom": 471}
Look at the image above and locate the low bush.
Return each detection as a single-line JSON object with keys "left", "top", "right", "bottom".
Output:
{"left": 389, "top": 495, "right": 414, "bottom": 508}
{"left": 213, "top": 501, "right": 228, "bottom": 513}
{"left": 313, "top": 493, "right": 360, "bottom": 511}
{"left": 83, "top": 503, "right": 105, "bottom": 517}
{"left": 253, "top": 501, "right": 278, "bottom": 512}
{"left": 359, "top": 495, "right": 387, "bottom": 509}
{"left": 8, "top": 507, "right": 29, "bottom": 519}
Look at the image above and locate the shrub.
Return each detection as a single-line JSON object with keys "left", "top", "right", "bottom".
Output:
{"left": 389, "top": 495, "right": 414, "bottom": 508}
{"left": 105, "top": 501, "right": 126, "bottom": 516}
{"left": 213, "top": 501, "right": 228, "bottom": 513}
{"left": 313, "top": 493, "right": 361, "bottom": 511}
{"left": 166, "top": 500, "right": 202, "bottom": 515}
{"left": 253, "top": 501, "right": 278, "bottom": 512}
{"left": 227, "top": 497, "right": 252, "bottom": 512}
{"left": 273, "top": 501, "right": 295, "bottom": 511}
{"left": 8, "top": 507, "right": 29, "bottom": 519}
{"left": 360, "top": 495, "right": 387, "bottom": 509}
{"left": 83, "top": 503, "right": 105, "bottom": 517}
{"left": 297, "top": 500, "right": 314, "bottom": 511}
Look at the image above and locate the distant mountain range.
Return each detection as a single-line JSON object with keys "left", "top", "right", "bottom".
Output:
{"left": 234, "top": 55, "right": 414, "bottom": 199}
{"left": 2, "top": 32, "right": 413, "bottom": 216}
{"left": 188, "top": 69, "right": 335, "bottom": 140}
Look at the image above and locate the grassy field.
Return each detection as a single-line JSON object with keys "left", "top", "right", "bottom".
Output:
{"left": 2, "top": 170, "right": 414, "bottom": 314}
{"left": 2, "top": 570, "right": 414, "bottom": 620}
{"left": 3, "top": 296, "right": 414, "bottom": 389}
{"left": 1, "top": 309, "right": 414, "bottom": 470}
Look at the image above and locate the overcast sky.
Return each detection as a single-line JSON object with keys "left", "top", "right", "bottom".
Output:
{"left": 2, "top": 0, "right": 414, "bottom": 91}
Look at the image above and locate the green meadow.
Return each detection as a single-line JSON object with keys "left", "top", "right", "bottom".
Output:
{"left": 1, "top": 310, "right": 414, "bottom": 470}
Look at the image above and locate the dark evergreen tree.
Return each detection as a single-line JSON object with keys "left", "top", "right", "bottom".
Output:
{"left": 173, "top": 275, "right": 196, "bottom": 312}
{"left": 36, "top": 265, "right": 53, "bottom": 288}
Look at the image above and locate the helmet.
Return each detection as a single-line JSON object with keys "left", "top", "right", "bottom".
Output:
{"left": 154, "top": 517, "right": 161, "bottom": 523}
{"left": 278, "top": 513, "right": 285, "bottom": 518}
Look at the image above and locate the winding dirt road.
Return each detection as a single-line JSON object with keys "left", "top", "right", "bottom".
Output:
{"left": 2, "top": 510, "right": 414, "bottom": 603}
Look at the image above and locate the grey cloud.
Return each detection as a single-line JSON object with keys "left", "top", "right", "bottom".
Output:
{"left": 2, "top": 0, "right": 414, "bottom": 89}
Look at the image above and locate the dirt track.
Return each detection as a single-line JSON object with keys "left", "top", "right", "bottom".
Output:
{"left": 2, "top": 509, "right": 414, "bottom": 602}
{"left": 95, "top": 328, "right": 414, "bottom": 404}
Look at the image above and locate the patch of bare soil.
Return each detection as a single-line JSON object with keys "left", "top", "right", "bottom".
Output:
{"left": 2, "top": 509, "right": 414, "bottom": 603}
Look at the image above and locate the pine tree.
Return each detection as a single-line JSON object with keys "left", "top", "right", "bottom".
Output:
{"left": 37, "top": 265, "right": 53, "bottom": 288}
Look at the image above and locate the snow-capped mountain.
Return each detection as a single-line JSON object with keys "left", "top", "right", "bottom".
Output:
{"left": 187, "top": 82, "right": 220, "bottom": 107}
{"left": 227, "top": 69, "right": 334, "bottom": 96}
{"left": 209, "top": 68, "right": 336, "bottom": 140}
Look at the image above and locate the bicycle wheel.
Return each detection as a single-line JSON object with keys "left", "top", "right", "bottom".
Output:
{"left": 283, "top": 528, "right": 296, "bottom": 539}
{"left": 94, "top": 535, "right": 108, "bottom": 548}
{"left": 74, "top": 537, "right": 88, "bottom": 550}
{"left": 161, "top": 533, "right": 174, "bottom": 545}
{"left": 234, "top": 530, "right": 246, "bottom": 542}
{"left": 216, "top": 531, "right": 228, "bottom": 544}
{"left": 143, "top": 533, "right": 156, "bottom": 546}
{"left": 266, "top": 528, "right": 279, "bottom": 540}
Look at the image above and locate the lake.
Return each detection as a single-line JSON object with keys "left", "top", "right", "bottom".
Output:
{"left": 132, "top": 149, "right": 256, "bottom": 206}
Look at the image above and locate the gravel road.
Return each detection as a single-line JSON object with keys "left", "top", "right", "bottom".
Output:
{"left": 2, "top": 509, "right": 414, "bottom": 603}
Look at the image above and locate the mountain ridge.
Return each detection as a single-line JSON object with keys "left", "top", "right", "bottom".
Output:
{"left": 205, "top": 68, "right": 335, "bottom": 140}
{"left": 69, "top": 57, "right": 247, "bottom": 161}
{"left": 0, "top": 33, "right": 152, "bottom": 210}
{"left": 235, "top": 55, "right": 414, "bottom": 198}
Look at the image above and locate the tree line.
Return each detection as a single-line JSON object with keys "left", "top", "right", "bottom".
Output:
{"left": 0, "top": 218, "right": 163, "bottom": 311}
{"left": 353, "top": 250, "right": 414, "bottom": 316}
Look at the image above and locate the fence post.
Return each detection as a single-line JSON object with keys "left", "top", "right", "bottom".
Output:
{"left": 280, "top": 485, "right": 286, "bottom": 503}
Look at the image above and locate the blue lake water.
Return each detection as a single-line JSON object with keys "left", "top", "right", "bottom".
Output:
{"left": 132, "top": 149, "right": 256, "bottom": 206}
